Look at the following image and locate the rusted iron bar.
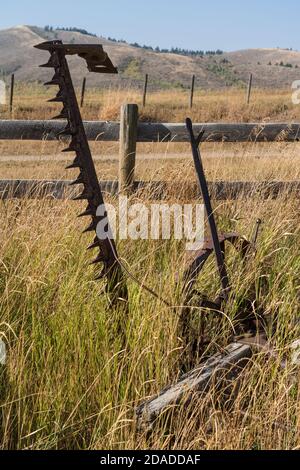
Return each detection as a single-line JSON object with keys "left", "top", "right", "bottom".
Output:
{"left": 189, "top": 74, "right": 195, "bottom": 109}
{"left": 142, "top": 74, "right": 148, "bottom": 107}
{"left": 246, "top": 73, "right": 253, "bottom": 105}
{"left": 186, "top": 118, "right": 230, "bottom": 297}
{"left": 34, "top": 40, "right": 127, "bottom": 306}
{"left": 80, "top": 77, "right": 86, "bottom": 107}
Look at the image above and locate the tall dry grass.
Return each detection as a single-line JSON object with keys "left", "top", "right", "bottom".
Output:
{"left": 0, "top": 187, "right": 300, "bottom": 449}
{"left": 0, "top": 82, "right": 299, "bottom": 123}
{"left": 0, "top": 85, "right": 300, "bottom": 450}
{"left": 1, "top": 142, "right": 300, "bottom": 183}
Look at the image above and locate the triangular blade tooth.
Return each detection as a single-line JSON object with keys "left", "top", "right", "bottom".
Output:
{"left": 35, "top": 40, "right": 62, "bottom": 51}
{"left": 39, "top": 55, "right": 58, "bottom": 68}
{"left": 95, "top": 269, "right": 106, "bottom": 281}
{"left": 44, "top": 78, "right": 62, "bottom": 86}
{"left": 44, "top": 71, "right": 63, "bottom": 86}
{"left": 58, "top": 126, "right": 73, "bottom": 137}
{"left": 48, "top": 97, "right": 64, "bottom": 104}
{"left": 51, "top": 106, "right": 69, "bottom": 120}
{"left": 35, "top": 42, "right": 46, "bottom": 50}
{"left": 65, "top": 155, "right": 82, "bottom": 169}
{"left": 62, "top": 139, "right": 79, "bottom": 153}
{"left": 90, "top": 253, "right": 106, "bottom": 265}
{"left": 40, "top": 62, "right": 55, "bottom": 68}
{"left": 48, "top": 90, "right": 66, "bottom": 103}
{"left": 82, "top": 221, "right": 97, "bottom": 233}
{"left": 70, "top": 174, "right": 84, "bottom": 186}
{"left": 52, "top": 115, "right": 66, "bottom": 120}
{"left": 77, "top": 209, "right": 94, "bottom": 218}
{"left": 66, "top": 162, "right": 80, "bottom": 169}
{"left": 78, "top": 202, "right": 97, "bottom": 218}
{"left": 87, "top": 239, "right": 100, "bottom": 250}
{"left": 72, "top": 190, "right": 92, "bottom": 201}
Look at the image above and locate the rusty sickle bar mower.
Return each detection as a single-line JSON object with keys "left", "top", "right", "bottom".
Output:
{"left": 136, "top": 120, "right": 266, "bottom": 429}
{"left": 179, "top": 119, "right": 264, "bottom": 359}
{"left": 35, "top": 41, "right": 263, "bottom": 342}
{"left": 35, "top": 42, "right": 271, "bottom": 429}
{"left": 35, "top": 41, "right": 128, "bottom": 306}
{"left": 183, "top": 118, "right": 255, "bottom": 306}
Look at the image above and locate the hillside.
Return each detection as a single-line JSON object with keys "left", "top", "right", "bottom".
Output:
{"left": 0, "top": 25, "right": 300, "bottom": 89}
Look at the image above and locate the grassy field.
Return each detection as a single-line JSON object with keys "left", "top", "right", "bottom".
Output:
{"left": 0, "top": 82, "right": 299, "bottom": 123}
{"left": 0, "top": 86, "right": 300, "bottom": 450}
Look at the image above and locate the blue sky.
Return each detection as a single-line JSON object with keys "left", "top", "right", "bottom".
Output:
{"left": 1, "top": 0, "right": 299, "bottom": 51}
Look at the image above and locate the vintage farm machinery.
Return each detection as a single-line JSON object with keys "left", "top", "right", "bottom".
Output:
{"left": 35, "top": 41, "right": 128, "bottom": 307}
{"left": 36, "top": 41, "right": 277, "bottom": 431}
{"left": 178, "top": 119, "right": 265, "bottom": 367}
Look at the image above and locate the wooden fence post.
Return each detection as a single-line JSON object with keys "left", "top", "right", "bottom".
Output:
{"left": 142, "top": 74, "right": 148, "bottom": 107}
{"left": 190, "top": 74, "right": 195, "bottom": 109}
{"left": 9, "top": 74, "right": 14, "bottom": 115}
{"left": 119, "top": 104, "right": 138, "bottom": 194}
{"left": 246, "top": 73, "right": 253, "bottom": 104}
{"left": 80, "top": 77, "right": 86, "bottom": 108}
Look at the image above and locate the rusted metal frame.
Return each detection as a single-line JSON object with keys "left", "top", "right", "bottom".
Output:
{"left": 136, "top": 123, "right": 264, "bottom": 430}
{"left": 34, "top": 41, "right": 127, "bottom": 306}
{"left": 183, "top": 233, "right": 251, "bottom": 299}
{"left": 35, "top": 41, "right": 118, "bottom": 73}
{"left": 180, "top": 234, "right": 252, "bottom": 359}
{"left": 185, "top": 118, "right": 230, "bottom": 300}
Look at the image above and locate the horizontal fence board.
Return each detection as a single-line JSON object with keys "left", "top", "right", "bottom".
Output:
{"left": 138, "top": 122, "right": 300, "bottom": 143}
{"left": 0, "top": 180, "right": 299, "bottom": 200}
{"left": 0, "top": 120, "right": 120, "bottom": 141}
{"left": 1, "top": 120, "right": 300, "bottom": 142}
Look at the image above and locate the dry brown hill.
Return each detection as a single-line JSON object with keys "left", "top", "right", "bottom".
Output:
{"left": 0, "top": 25, "right": 300, "bottom": 89}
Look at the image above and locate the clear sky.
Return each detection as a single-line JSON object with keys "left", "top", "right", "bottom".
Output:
{"left": 0, "top": 0, "right": 299, "bottom": 52}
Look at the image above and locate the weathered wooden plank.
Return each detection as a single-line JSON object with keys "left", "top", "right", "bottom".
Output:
{"left": 0, "top": 120, "right": 120, "bottom": 141}
{"left": 136, "top": 343, "right": 252, "bottom": 431}
{"left": 0, "top": 180, "right": 118, "bottom": 199}
{"left": 0, "top": 180, "right": 299, "bottom": 200}
{"left": 1, "top": 120, "right": 300, "bottom": 142}
{"left": 0, "top": 180, "right": 67, "bottom": 199}
{"left": 137, "top": 122, "right": 300, "bottom": 142}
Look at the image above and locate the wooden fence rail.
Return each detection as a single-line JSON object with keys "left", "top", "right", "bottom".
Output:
{"left": 1, "top": 179, "right": 299, "bottom": 200}
{"left": 1, "top": 120, "right": 300, "bottom": 142}
{"left": 1, "top": 107, "right": 300, "bottom": 201}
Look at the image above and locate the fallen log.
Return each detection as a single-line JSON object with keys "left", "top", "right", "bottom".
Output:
{"left": 136, "top": 342, "right": 252, "bottom": 431}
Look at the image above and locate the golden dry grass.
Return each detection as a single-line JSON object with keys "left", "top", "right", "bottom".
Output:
{"left": 0, "top": 193, "right": 300, "bottom": 450}
{"left": 0, "top": 142, "right": 300, "bottom": 183}
{"left": 0, "top": 82, "right": 299, "bottom": 123}
{"left": 0, "top": 86, "right": 300, "bottom": 450}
